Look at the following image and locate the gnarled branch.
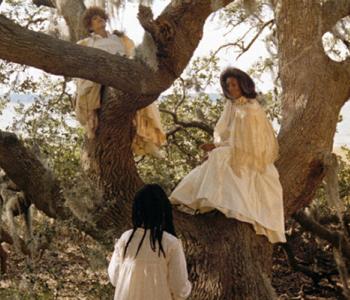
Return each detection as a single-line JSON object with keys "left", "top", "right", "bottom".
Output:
{"left": 0, "top": 15, "right": 163, "bottom": 96}
{"left": 160, "top": 108, "right": 213, "bottom": 135}
{"left": 293, "top": 210, "right": 350, "bottom": 259}
{"left": 0, "top": 130, "right": 67, "bottom": 219}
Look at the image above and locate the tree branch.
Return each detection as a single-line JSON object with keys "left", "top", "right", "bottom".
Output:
{"left": 293, "top": 210, "right": 350, "bottom": 259}
{"left": 138, "top": 0, "right": 235, "bottom": 80}
{"left": 281, "top": 240, "right": 336, "bottom": 283}
{"left": 32, "top": 0, "right": 55, "bottom": 8}
{"left": 0, "top": 130, "right": 67, "bottom": 219}
{"left": 0, "top": 130, "right": 110, "bottom": 244}
{"left": 33, "top": 0, "right": 86, "bottom": 41}
{"left": 160, "top": 108, "right": 213, "bottom": 135}
{"left": 1, "top": 1, "right": 235, "bottom": 103}
{"left": 322, "top": 0, "right": 350, "bottom": 32}
{"left": 0, "top": 15, "right": 164, "bottom": 96}
{"left": 235, "top": 19, "right": 274, "bottom": 60}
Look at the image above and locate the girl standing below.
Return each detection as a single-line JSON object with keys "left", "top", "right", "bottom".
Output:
{"left": 170, "top": 68, "right": 286, "bottom": 243}
{"left": 108, "top": 184, "right": 192, "bottom": 300}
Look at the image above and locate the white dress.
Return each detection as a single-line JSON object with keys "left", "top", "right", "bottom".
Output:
{"left": 170, "top": 97, "right": 286, "bottom": 243}
{"left": 108, "top": 228, "right": 192, "bottom": 300}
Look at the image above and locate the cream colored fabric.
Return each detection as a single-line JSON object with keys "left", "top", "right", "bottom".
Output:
{"left": 214, "top": 97, "right": 279, "bottom": 176}
{"left": 75, "top": 32, "right": 126, "bottom": 138}
{"left": 132, "top": 104, "right": 167, "bottom": 157}
{"left": 170, "top": 97, "right": 286, "bottom": 243}
{"left": 108, "top": 229, "right": 192, "bottom": 300}
{"left": 75, "top": 33, "right": 166, "bottom": 156}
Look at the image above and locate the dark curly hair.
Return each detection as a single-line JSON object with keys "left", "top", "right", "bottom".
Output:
{"left": 220, "top": 67, "right": 257, "bottom": 99}
{"left": 82, "top": 6, "right": 108, "bottom": 32}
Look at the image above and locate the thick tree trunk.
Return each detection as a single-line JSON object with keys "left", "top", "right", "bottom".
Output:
{"left": 275, "top": 0, "right": 350, "bottom": 216}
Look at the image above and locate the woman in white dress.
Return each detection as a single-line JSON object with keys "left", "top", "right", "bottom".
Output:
{"left": 108, "top": 184, "right": 192, "bottom": 300}
{"left": 170, "top": 68, "right": 286, "bottom": 243}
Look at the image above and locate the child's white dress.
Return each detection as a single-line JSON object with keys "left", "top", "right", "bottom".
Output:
{"left": 170, "top": 97, "right": 286, "bottom": 243}
{"left": 108, "top": 228, "right": 192, "bottom": 300}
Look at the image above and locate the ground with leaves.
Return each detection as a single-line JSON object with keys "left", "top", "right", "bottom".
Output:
{"left": 0, "top": 212, "right": 347, "bottom": 300}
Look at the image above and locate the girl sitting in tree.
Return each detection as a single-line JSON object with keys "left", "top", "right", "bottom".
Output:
{"left": 75, "top": 6, "right": 165, "bottom": 157}
{"left": 170, "top": 68, "right": 286, "bottom": 243}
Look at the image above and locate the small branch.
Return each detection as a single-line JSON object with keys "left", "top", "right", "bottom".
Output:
{"left": 236, "top": 19, "right": 274, "bottom": 60}
{"left": 160, "top": 108, "right": 213, "bottom": 135}
{"left": 202, "top": 18, "right": 274, "bottom": 70}
{"left": 166, "top": 126, "right": 183, "bottom": 138}
{"left": 174, "top": 77, "right": 186, "bottom": 113}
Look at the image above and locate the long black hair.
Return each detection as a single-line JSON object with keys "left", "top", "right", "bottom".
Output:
{"left": 220, "top": 67, "right": 257, "bottom": 99}
{"left": 123, "top": 184, "right": 177, "bottom": 259}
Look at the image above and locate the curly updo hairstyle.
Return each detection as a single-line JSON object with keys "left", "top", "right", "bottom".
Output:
{"left": 220, "top": 67, "right": 257, "bottom": 99}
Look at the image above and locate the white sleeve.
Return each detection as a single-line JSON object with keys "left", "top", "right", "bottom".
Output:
{"left": 167, "top": 239, "right": 192, "bottom": 299}
{"left": 107, "top": 238, "right": 124, "bottom": 287}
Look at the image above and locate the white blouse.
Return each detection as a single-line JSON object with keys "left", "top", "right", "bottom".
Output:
{"left": 84, "top": 32, "right": 125, "bottom": 55}
{"left": 108, "top": 229, "right": 192, "bottom": 300}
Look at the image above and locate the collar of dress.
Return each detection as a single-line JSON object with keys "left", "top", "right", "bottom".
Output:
{"left": 90, "top": 31, "right": 113, "bottom": 40}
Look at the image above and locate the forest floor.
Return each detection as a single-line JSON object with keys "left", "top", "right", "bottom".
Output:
{"left": 0, "top": 215, "right": 345, "bottom": 299}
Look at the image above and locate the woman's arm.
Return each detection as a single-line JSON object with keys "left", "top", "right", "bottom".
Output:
{"left": 200, "top": 143, "right": 216, "bottom": 152}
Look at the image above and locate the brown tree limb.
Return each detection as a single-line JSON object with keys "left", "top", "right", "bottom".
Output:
{"left": 293, "top": 210, "right": 350, "bottom": 259}
{"left": 0, "top": 130, "right": 112, "bottom": 244}
{"left": 0, "top": 15, "right": 162, "bottom": 96}
{"left": 137, "top": 0, "right": 235, "bottom": 79}
{"left": 52, "top": 0, "right": 86, "bottom": 42}
{"left": 322, "top": 0, "right": 350, "bottom": 32}
{"left": 160, "top": 108, "right": 214, "bottom": 135}
{"left": 281, "top": 240, "right": 335, "bottom": 283}
{"left": 0, "top": 1, "right": 235, "bottom": 103}
{"left": 0, "top": 130, "right": 68, "bottom": 219}
{"left": 32, "top": 0, "right": 55, "bottom": 8}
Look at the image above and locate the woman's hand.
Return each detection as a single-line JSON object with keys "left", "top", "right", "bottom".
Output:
{"left": 200, "top": 143, "right": 216, "bottom": 152}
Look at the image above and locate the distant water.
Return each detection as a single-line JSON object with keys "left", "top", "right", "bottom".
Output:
{"left": 0, "top": 93, "right": 349, "bottom": 148}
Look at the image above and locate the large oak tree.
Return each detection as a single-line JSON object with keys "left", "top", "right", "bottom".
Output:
{"left": 0, "top": 0, "right": 349, "bottom": 298}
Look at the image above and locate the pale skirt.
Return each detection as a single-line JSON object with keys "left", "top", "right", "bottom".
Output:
{"left": 170, "top": 146, "right": 286, "bottom": 243}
